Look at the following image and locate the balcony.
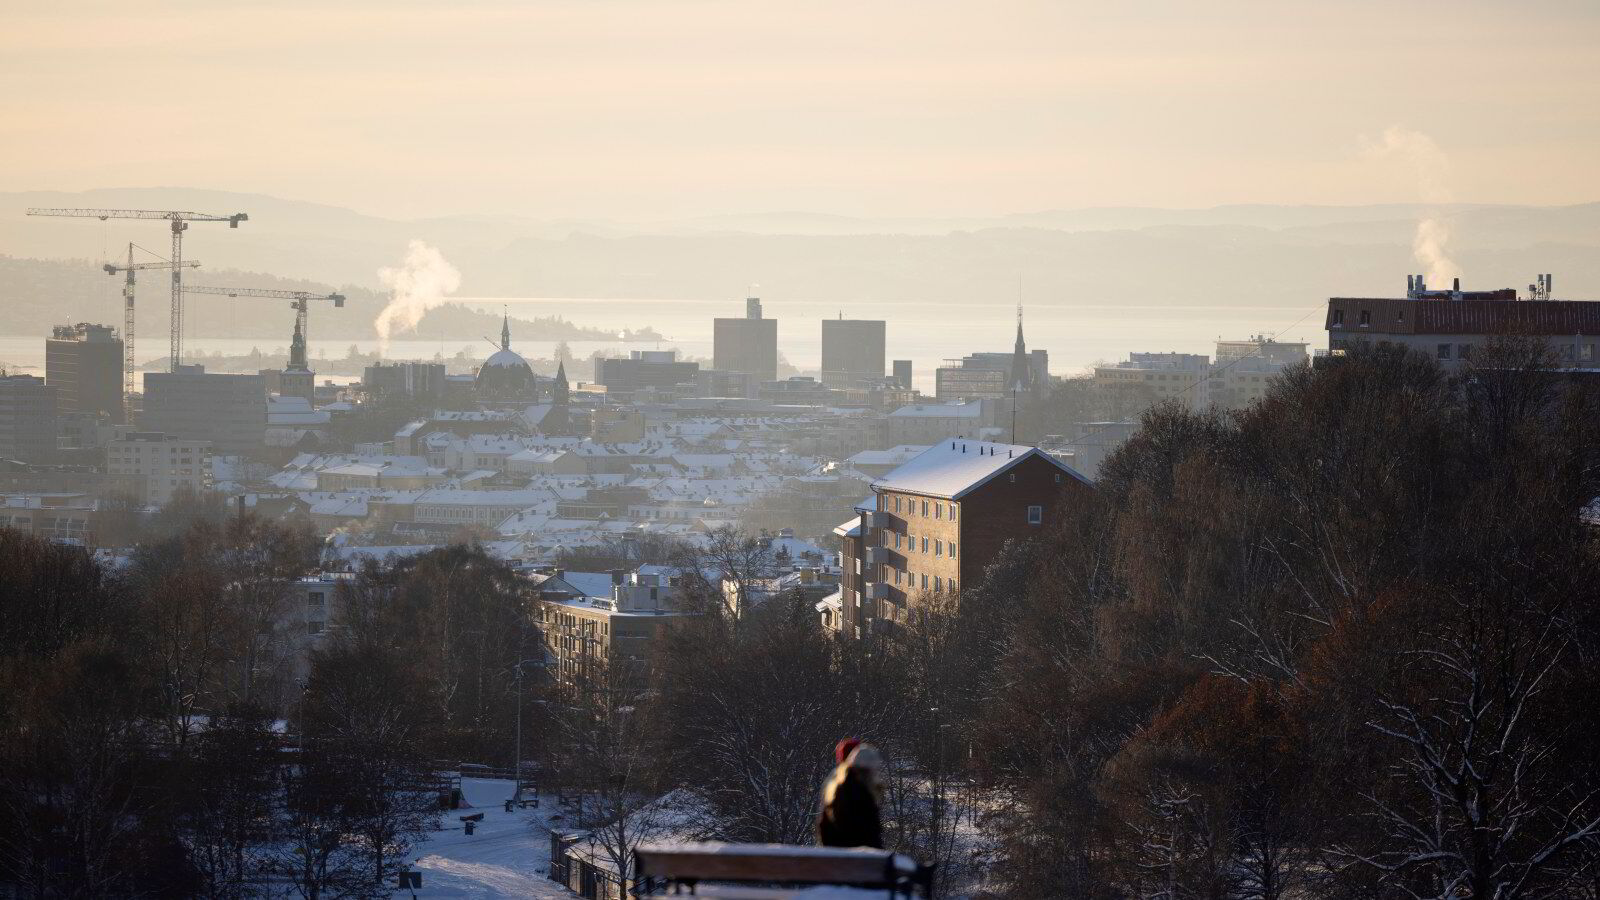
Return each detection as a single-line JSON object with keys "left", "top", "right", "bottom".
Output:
{"left": 864, "top": 546, "right": 890, "bottom": 566}
{"left": 865, "top": 582, "right": 890, "bottom": 600}
{"left": 862, "top": 510, "right": 892, "bottom": 529}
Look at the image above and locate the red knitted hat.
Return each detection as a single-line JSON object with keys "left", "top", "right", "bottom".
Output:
{"left": 835, "top": 737, "right": 862, "bottom": 764}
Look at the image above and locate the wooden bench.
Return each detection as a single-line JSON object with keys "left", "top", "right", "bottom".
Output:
{"left": 634, "top": 843, "right": 933, "bottom": 898}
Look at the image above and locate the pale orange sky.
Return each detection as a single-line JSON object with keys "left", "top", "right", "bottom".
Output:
{"left": 2, "top": 0, "right": 1597, "bottom": 220}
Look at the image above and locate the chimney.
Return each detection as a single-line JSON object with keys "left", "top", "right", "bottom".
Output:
{"left": 1453, "top": 277, "right": 1461, "bottom": 291}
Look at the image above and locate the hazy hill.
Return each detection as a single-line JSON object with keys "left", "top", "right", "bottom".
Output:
{"left": 2, "top": 189, "right": 1598, "bottom": 342}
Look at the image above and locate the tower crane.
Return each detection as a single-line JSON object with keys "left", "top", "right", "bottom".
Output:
{"left": 180, "top": 285, "right": 345, "bottom": 349}
{"left": 102, "top": 245, "right": 201, "bottom": 417}
{"left": 26, "top": 208, "right": 248, "bottom": 372}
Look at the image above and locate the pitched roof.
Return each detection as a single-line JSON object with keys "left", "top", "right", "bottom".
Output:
{"left": 873, "top": 440, "right": 1091, "bottom": 500}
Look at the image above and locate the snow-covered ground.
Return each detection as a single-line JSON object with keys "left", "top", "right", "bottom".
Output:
{"left": 398, "top": 778, "right": 574, "bottom": 899}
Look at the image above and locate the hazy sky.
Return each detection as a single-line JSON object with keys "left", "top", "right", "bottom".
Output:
{"left": 3, "top": 0, "right": 1598, "bottom": 220}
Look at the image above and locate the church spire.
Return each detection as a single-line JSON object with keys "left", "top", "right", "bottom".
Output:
{"left": 501, "top": 308, "right": 511, "bottom": 351}
{"left": 288, "top": 314, "right": 309, "bottom": 372}
{"left": 1011, "top": 303, "right": 1031, "bottom": 393}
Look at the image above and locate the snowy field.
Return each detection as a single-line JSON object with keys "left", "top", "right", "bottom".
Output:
{"left": 398, "top": 778, "right": 574, "bottom": 899}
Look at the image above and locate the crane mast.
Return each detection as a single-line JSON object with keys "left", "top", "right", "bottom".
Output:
{"left": 26, "top": 208, "right": 246, "bottom": 372}
{"left": 103, "top": 246, "right": 201, "bottom": 418}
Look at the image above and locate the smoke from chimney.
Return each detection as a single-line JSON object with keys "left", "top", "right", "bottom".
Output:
{"left": 374, "top": 240, "right": 462, "bottom": 356}
{"left": 1363, "top": 125, "right": 1460, "bottom": 287}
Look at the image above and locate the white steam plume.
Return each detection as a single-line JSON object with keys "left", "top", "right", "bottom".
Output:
{"left": 1362, "top": 125, "right": 1459, "bottom": 286}
{"left": 374, "top": 240, "right": 462, "bottom": 356}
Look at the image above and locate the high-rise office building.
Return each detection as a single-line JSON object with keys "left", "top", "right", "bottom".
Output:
{"left": 141, "top": 365, "right": 266, "bottom": 455}
{"left": 0, "top": 375, "right": 58, "bottom": 463}
{"left": 713, "top": 297, "right": 778, "bottom": 382}
{"left": 46, "top": 323, "right": 124, "bottom": 424}
{"left": 820, "top": 319, "right": 886, "bottom": 388}
{"left": 893, "top": 360, "right": 913, "bottom": 390}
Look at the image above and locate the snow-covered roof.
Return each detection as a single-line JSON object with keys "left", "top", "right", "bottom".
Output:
{"left": 873, "top": 439, "right": 1091, "bottom": 500}
{"left": 887, "top": 400, "right": 984, "bottom": 419}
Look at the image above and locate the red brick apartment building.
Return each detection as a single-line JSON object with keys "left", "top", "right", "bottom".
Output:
{"left": 833, "top": 440, "right": 1092, "bottom": 640}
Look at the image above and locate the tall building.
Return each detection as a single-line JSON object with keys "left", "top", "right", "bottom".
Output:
{"left": 105, "top": 431, "right": 211, "bottom": 504}
{"left": 0, "top": 375, "right": 58, "bottom": 463}
{"left": 820, "top": 319, "right": 886, "bottom": 388}
{"left": 892, "top": 360, "right": 913, "bottom": 390}
{"left": 1326, "top": 276, "right": 1600, "bottom": 366}
{"left": 713, "top": 297, "right": 778, "bottom": 382}
{"left": 46, "top": 323, "right": 124, "bottom": 424}
{"left": 1093, "top": 352, "right": 1212, "bottom": 411}
{"left": 835, "top": 440, "right": 1092, "bottom": 639}
{"left": 141, "top": 365, "right": 266, "bottom": 455}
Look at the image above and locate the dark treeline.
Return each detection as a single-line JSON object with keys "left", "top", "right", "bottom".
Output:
{"left": 3, "top": 339, "right": 1598, "bottom": 898}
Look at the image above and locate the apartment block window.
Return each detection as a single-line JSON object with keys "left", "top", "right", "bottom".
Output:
{"left": 949, "top": 541, "right": 957, "bottom": 558}
{"left": 921, "top": 537, "right": 929, "bottom": 553}
{"left": 306, "top": 621, "right": 324, "bottom": 636}
{"left": 1356, "top": 310, "right": 1370, "bottom": 327}
{"left": 1027, "top": 505, "right": 1043, "bottom": 525}
{"left": 1584, "top": 344, "right": 1596, "bottom": 362}
{"left": 949, "top": 579, "right": 957, "bottom": 594}
{"left": 895, "top": 496, "right": 902, "bottom": 513}
{"left": 921, "top": 574, "right": 928, "bottom": 590}
{"left": 934, "top": 503, "right": 942, "bottom": 520}
{"left": 949, "top": 505, "right": 957, "bottom": 522}
{"left": 921, "top": 500, "right": 929, "bottom": 517}
{"left": 895, "top": 568, "right": 903, "bottom": 585}
{"left": 306, "top": 592, "right": 324, "bottom": 608}
{"left": 934, "top": 540, "right": 942, "bottom": 557}
{"left": 894, "top": 532, "right": 902, "bottom": 550}
{"left": 934, "top": 576, "right": 942, "bottom": 592}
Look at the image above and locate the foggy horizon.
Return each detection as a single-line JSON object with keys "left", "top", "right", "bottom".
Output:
{"left": 6, "top": 1, "right": 1600, "bottom": 222}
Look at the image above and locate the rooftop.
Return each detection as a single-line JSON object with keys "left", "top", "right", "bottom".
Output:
{"left": 873, "top": 439, "right": 1091, "bottom": 500}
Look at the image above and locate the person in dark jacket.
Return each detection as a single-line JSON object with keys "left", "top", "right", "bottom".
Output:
{"left": 817, "top": 739, "right": 885, "bottom": 848}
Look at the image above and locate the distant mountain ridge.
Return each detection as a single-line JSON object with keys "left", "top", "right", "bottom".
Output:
{"left": 3, "top": 189, "right": 1598, "bottom": 342}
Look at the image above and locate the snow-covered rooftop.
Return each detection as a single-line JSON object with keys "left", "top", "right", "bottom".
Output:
{"left": 873, "top": 439, "right": 1090, "bottom": 500}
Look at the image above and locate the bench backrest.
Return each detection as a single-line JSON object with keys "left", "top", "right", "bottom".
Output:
{"left": 636, "top": 843, "right": 900, "bottom": 885}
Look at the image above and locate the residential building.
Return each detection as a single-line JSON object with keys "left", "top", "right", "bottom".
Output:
{"left": 820, "top": 319, "right": 886, "bottom": 388}
{"left": 0, "top": 375, "right": 58, "bottom": 463}
{"left": 1326, "top": 276, "right": 1600, "bottom": 366}
{"left": 713, "top": 297, "right": 779, "bottom": 382}
{"left": 885, "top": 398, "right": 998, "bottom": 445}
{"left": 46, "top": 323, "right": 124, "bottom": 424}
{"left": 839, "top": 440, "right": 1093, "bottom": 640}
{"left": 533, "top": 567, "right": 694, "bottom": 695}
{"left": 141, "top": 365, "right": 266, "bottom": 455}
{"left": 106, "top": 431, "right": 212, "bottom": 504}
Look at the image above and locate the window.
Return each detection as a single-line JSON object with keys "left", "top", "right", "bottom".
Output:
{"left": 1332, "top": 309, "right": 1345, "bottom": 326}
{"left": 949, "top": 580, "right": 957, "bottom": 594}
{"left": 1027, "top": 505, "right": 1043, "bottom": 525}
{"left": 921, "top": 537, "right": 929, "bottom": 553}
{"left": 934, "top": 576, "right": 942, "bottom": 592}
{"left": 894, "top": 496, "right": 901, "bottom": 513}
{"left": 1008, "top": 474, "right": 1016, "bottom": 483}
{"left": 1055, "top": 474, "right": 1062, "bottom": 483}
{"left": 1584, "top": 344, "right": 1596, "bottom": 362}
{"left": 921, "top": 574, "right": 928, "bottom": 590}
{"left": 934, "top": 540, "right": 942, "bottom": 557}
{"left": 1359, "top": 310, "right": 1371, "bottom": 326}
{"left": 949, "top": 542, "right": 957, "bottom": 558}
{"left": 894, "top": 532, "right": 902, "bottom": 550}
{"left": 306, "top": 592, "right": 324, "bottom": 608}
{"left": 949, "top": 505, "right": 957, "bottom": 522}
{"left": 306, "top": 621, "right": 324, "bottom": 636}
{"left": 921, "top": 500, "right": 928, "bottom": 517}
{"left": 934, "top": 503, "right": 942, "bottom": 520}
